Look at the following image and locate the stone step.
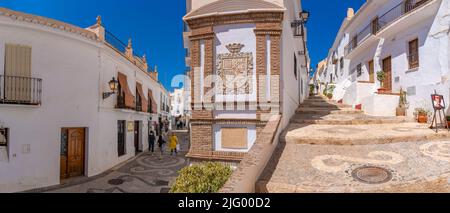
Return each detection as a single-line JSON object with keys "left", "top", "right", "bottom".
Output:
{"left": 291, "top": 114, "right": 413, "bottom": 125}
{"left": 283, "top": 123, "right": 450, "bottom": 146}
{"left": 296, "top": 107, "right": 363, "bottom": 115}
{"left": 257, "top": 140, "right": 450, "bottom": 193}
{"left": 299, "top": 103, "right": 352, "bottom": 109}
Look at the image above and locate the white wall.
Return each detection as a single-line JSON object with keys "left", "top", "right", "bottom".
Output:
{"left": 0, "top": 15, "right": 165, "bottom": 192}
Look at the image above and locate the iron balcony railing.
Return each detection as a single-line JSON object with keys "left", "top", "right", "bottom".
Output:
{"left": 105, "top": 30, "right": 128, "bottom": 54}
{"left": 345, "top": 0, "right": 430, "bottom": 56}
{"left": 0, "top": 75, "right": 42, "bottom": 105}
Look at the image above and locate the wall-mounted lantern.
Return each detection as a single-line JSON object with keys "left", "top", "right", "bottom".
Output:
{"left": 103, "top": 77, "right": 119, "bottom": 99}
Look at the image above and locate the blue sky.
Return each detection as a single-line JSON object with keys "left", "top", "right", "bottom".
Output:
{"left": 302, "top": 0, "right": 365, "bottom": 71}
{"left": 0, "top": 0, "right": 364, "bottom": 90}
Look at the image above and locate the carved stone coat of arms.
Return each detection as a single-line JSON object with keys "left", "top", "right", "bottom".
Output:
{"left": 217, "top": 43, "right": 253, "bottom": 95}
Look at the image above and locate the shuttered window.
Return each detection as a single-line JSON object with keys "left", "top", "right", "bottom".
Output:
{"left": 408, "top": 38, "right": 419, "bottom": 69}
{"left": 5, "top": 44, "right": 31, "bottom": 78}
{"left": 4, "top": 44, "right": 32, "bottom": 102}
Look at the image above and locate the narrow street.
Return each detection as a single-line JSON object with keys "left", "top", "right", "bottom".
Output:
{"left": 258, "top": 96, "right": 450, "bottom": 193}
{"left": 41, "top": 131, "right": 189, "bottom": 193}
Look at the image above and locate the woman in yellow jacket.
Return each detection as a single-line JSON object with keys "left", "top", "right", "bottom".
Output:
{"left": 169, "top": 132, "right": 179, "bottom": 156}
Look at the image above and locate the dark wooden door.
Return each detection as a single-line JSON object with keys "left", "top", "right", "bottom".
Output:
{"left": 382, "top": 56, "right": 392, "bottom": 92}
{"left": 118, "top": 121, "right": 126, "bottom": 157}
{"left": 66, "top": 128, "right": 85, "bottom": 178}
{"left": 134, "top": 121, "right": 140, "bottom": 154}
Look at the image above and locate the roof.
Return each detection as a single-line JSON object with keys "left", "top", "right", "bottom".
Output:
{"left": 0, "top": 7, "right": 98, "bottom": 41}
{"left": 184, "top": 0, "right": 285, "bottom": 20}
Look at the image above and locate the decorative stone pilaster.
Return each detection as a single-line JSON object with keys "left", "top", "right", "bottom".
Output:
{"left": 125, "top": 38, "right": 133, "bottom": 59}
{"left": 254, "top": 27, "right": 282, "bottom": 121}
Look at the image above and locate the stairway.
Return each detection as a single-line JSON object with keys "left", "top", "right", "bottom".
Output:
{"left": 257, "top": 96, "right": 450, "bottom": 193}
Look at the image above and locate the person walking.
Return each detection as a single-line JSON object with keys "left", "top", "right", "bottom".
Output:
{"left": 148, "top": 131, "right": 156, "bottom": 153}
{"left": 169, "top": 132, "right": 179, "bottom": 155}
{"left": 158, "top": 133, "right": 166, "bottom": 159}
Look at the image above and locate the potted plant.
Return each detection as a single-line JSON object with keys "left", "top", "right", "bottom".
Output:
{"left": 377, "top": 71, "right": 386, "bottom": 93}
{"left": 396, "top": 88, "right": 407, "bottom": 116}
{"left": 326, "top": 85, "right": 336, "bottom": 100}
{"left": 414, "top": 108, "right": 430, "bottom": 123}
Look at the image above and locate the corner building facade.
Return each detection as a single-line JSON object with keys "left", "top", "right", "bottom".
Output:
{"left": 184, "top": 0, "right": 310, "bottom": 164}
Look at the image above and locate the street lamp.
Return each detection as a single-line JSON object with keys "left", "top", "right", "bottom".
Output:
{"left": 103, "top": 77, "right": 119, "bottom": 99}
{"left": 300, "top": 10, "right": 310, "bottom": 23}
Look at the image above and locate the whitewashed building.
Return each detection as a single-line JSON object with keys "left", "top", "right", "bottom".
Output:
{"left": 183, "top": 0, "right": 310, "bottom": 163}
{"left": 318, "top": 0, "right": 450, "bottom": 117}
{"left": 170, "top": 88, "right": 189, "bottom": 117}
{"left": 0, "top": 7, "right": 170, "bottom": 192}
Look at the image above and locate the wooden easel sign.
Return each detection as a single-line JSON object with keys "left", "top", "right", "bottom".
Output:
{"left": 430, "top": 91, "right": 449, "bottom": 132}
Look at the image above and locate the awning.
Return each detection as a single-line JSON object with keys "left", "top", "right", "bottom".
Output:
{"left": 117, "top": 72, "right": 135, "bottom": 109}
{"left": 148, "top": 89, "right": 158, "bottom": 114}
{"left": 136, "top": 82, "right": 148, "bottom": 112}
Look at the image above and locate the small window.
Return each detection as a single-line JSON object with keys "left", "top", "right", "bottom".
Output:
{"left": 294, "top": 53, "right": 298, "bottom": 80}
{"left": 408, "top": 38, "right": 419, "bottom": 69}
{"left": 357, "top": 64, "right": 362, "bottom": 77}
{"left": 340, "top": 57, "right": 344, "bottom": 70}
{"left": 0, "top": 128, "right": 8, "bottom": 147}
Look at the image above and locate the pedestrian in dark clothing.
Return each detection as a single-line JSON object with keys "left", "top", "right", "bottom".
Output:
{"left": 148, "top": 131, "right": 156, "bottom": 153}
{"left": 158, "top": 134, "right": 166, "bottom": 159}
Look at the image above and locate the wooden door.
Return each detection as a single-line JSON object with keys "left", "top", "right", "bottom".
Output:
{"left": 134, "top": 121, "right": 140, "bottom": 154}
{"left": 368, "top": 60, "right": 375, "bottom": 83}
{"left": 382, "top": 57, "right": 392, "bottom": 92}
{"left": 67, "top": 129, "right": 85, "bottom": 178}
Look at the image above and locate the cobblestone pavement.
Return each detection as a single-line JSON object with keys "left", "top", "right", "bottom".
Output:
{"left": 258, "top": 96, "right": 450, "bottom": 193}
{"left": 45, "top": 131, "right": 189, "bottom": 193}
{"left": 259, "top": 140, "right": 450, "bottom": 193}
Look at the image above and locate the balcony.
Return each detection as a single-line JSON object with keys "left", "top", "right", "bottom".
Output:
{"left": 345, "top": 0, "right": 431, "bottom": 57}
{"left": 0, "top": 75, "right": 42, "bottom": 106}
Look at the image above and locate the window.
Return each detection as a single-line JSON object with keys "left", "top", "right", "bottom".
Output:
{"left": 148, "top": 98, "right": 153, "bottom": 113}
{"left": 116, "top": 79, "right": 125, "bottom": 109}
{"left": 408, "top": 38, "right": 419, "bottom": 69}
{"left": 0, "top": 128, "right": 8, "bottom": 147}
{"left": 294, "top": 53, "right": 298, "bottom": 80}
{"left": 340, "top": 57, "right": 344, "bottom": 70}
{"left": 352, "top": 35, "right": 358, "bottom": 48}
{"left": 136, "top": 88, "right": 142, "bottom": 111}
{"left": 357, "top": 64, "right": 362, "bottom": 77}
{"left": 118, "top": 121, "right": 126, "bottom": 157}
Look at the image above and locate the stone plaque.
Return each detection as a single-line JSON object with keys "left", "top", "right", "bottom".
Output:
{"left": 221, "top": 128, "right": 248, "bottom": 149}
{"left": 217, "top": 43, "right": 253, "bottom": 95}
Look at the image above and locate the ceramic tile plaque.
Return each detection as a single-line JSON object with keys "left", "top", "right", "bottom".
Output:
{"left": 221, "top": 128, "right": 248, "bottom": 149}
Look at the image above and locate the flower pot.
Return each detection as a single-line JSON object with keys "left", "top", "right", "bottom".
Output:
{"left": 447, "top": 121, "right": 450, "bottom": 129}
{"left": 396, "top": 107, "right": 406, "bottom": 117}
{"left": 377, "top": 88, "right": 387, "bottom": 94}
{"left": 417, "top": 114, "right": 428, "bottom": 123}
{"left": 327, "top": 94, "right": 333, "bottom": 99}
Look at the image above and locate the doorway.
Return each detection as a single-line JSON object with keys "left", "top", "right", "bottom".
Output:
{"left": 134, "top": 121, "right": 141, "bottom": 154}
{"left": 382, "top": 56, "right": 392, "bottom": 92}
{"left": 60, "top": 128, "right": 86, "bottom": 180}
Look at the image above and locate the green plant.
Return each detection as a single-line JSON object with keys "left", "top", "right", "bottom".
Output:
{"left": 446, "top": 116, "right": 450, "bottom": 121}
{"left": 413, "top": 108, "right": 430, "bottom": 117}
{"left": 377, "top": 71, "right": 385, "bottom": 87}
{"left": 170, "top": 162, "right": 232, "bottom": 193}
